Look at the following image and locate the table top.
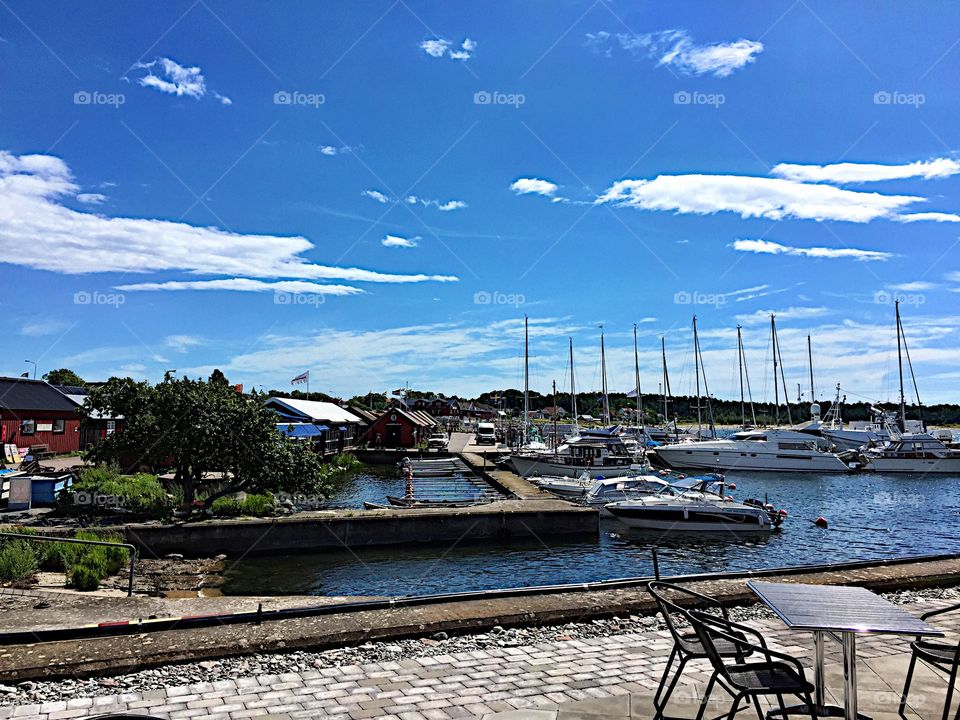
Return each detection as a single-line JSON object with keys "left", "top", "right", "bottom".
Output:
{"left": 747, "top": 581, "right": 943, "bottom": 636}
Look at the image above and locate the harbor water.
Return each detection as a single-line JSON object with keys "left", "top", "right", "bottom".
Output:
{"left": 221, "top": 467, "right": 960, "bottom": 597}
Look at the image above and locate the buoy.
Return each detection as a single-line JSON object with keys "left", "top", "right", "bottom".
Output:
{"left": 764, "top": 503, "right": 774, "bottom": 511}
{"left": 727, "top": 482, "right": 737, "bottom": 490}
{"left": 778, "top": 509, "right": 789, "bottom": 517}
{"left": 724, "top": 496, "right": 734, "bottom": 502}
{"left": 814, "top": 516, "right": 828, "bottom": 528}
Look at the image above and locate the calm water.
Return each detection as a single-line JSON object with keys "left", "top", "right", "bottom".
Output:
{"left": 222, "top": 466, "right": 960, "bottom": 597}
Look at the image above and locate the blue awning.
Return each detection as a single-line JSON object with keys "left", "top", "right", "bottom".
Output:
{"left": 338, "top": 425, "right": 347, "bottom": 431}
{"left": 315, "top": 424, "right": 329, "bottom": 431}
{"left": 277, "top": 423, "right": 322, "bottom": 438}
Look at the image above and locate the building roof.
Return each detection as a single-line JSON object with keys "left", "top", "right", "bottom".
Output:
{"left": 276, "top": 422, "right": 324, "bottom": 438}
{"left": 265, "top": 396, "right": 363, "bottom": 424}
{"left": 348, "top": 406, "right": 378, "bottom": 423}
{"left": 0, "top": 377, "right": 79, "bottom": 413}
{"left": 377, "top": 407, "right": 436, "bottom": 428}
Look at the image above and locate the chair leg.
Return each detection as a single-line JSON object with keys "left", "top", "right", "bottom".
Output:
{"left": 750, "top": 694, "right": 764, "bottom": 720}
{"left": 657, "top": 652, "right": 690, "bottom": 716}
{"left": 726, "top": 692, "right": 744, "bottom": 720}
{"left": 900, "top": 653, "right": 917, "bottom": 720}
{"left": 654, "top": 646, "right": 679, "bottom": 710}
{"left": 942, "top": 660, "right": 958, "bottom": 720}
{"left": 695, "top": 672, "right": 717, "bottom": 720}
{"left": 802, "top": 691, "right": 820, "bottom": 720}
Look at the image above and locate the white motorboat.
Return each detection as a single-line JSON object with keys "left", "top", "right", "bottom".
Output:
{"left": 532, "top": 471, "right": 595, "bottom": 497}
{"left": 652, "top": 428, "right": 852, "bottom": 473}
{"left": 860, "top": 430, "right": 960, "bottom": 474}
{"left": 581, "top": 474, "right": 690, "bottom": 514}
{"left": 605, "top": 479, "right": 786, "bottom": 532}
{"left": 510, "top": 430, "right": 637, "bottom": 478}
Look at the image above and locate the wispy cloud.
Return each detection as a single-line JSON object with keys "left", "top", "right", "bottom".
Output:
{"left": 0, "top": 150, "right": 458, "bottom": 288}
{"left": 20, "top": 319, "right": 68, "bottom": 337}
{"left": 319, "top": 144, "right": 359, "bottom": 157}
{"left": 735, "top": 306, "right": 831, "bottom": 325}
{"left": 772, "top": 158, "right": 960, "bottom": 184}
{"left": 420, "top": 37, "right": 477, "bottom": 61}
{"left": 897, "top": 211, "right": 960, "bottom": 223}
{"left": 361, "top": 189, "right": 391, "bottom": 204}
{"left": 510, "top": 177, "right": 558, "bottom": 197}
{"left": 382, "top": 234, "right": 419, "bottom": 248}
{"left": 116, "top": 279, "right": 365, "bottom": 295}
{"left": 405, "top": 195, "right": 468, "bottom": 211}
{"left": 131, "top": 57, "right": 231, "bottom": 104}
{"left": 731, "top": 238, "right": 894, "bottom": 261}
{"left": 586, "top": 29, "right": 763, "bottom": 77}
{"left": 165, "top": 334, "right": 204, "bottom": 353}
{"left": 76, "top": 192, "right": 107, "bottom": 204}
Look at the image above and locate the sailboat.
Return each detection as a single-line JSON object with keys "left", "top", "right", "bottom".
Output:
{"left": 653, "top": 316, "right": 852, "bottom": 473}
{"left": 859, "top": 301, "right": 960, "bottom": 473}
{"left": 643, "top": 336, "right": 697, "bottom": 444}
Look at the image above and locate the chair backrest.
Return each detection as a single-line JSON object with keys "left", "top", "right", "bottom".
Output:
{"left": 688, "top": 611, "right": 740, "bottom": 680}
{"left": 646, "top": 581, "right": 699, "bottom": 647}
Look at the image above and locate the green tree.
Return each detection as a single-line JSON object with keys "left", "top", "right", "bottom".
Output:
{"left": 43, "top": 368, "right": 85, "bottom": 386}
{"left": 83, "top": 376, "right": 332, "bottom": 509}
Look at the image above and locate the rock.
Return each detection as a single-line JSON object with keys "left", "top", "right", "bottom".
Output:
{"left": 491, "top": 625, "right": 505, "bottom": 634}
{"left": 555, "top": 634, "right": 573, "bottom": 641}
{"left": 0, "top": 685, "right": 17, "bottom": 695}
{"left": 165, "top": 553, "right": 184, "bottom": 560}
{"left": 17, "top": 681, "right": 36, "bottom": 691}
{"left": 198, "top": 661, "right": 220, "bottom": 670}
{"left": 420, "top": 638, "right": 439, "bottom": 646}
{"left": 431, "top": 631, "right": 448, "bottom": 641}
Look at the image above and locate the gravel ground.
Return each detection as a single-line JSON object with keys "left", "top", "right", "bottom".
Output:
{"left": 1, "top": 586, "right": 957, "bottom": 707}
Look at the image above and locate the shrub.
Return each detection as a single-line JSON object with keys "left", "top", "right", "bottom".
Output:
{"left": 63, "top": 465, "right": 171, "bottom": 516}
{"left": 70, "top": 562, "right": 101, "bottom": 591}
{"left": 210, "top": 493, "right": 275, "bottom": 517}
{"left": 0, "top": 539, "right": 38, "bottom": 582}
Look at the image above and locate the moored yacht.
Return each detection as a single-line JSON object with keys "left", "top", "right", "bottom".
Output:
{"left": 511, "top": 430, "right": 636, "bottom": 478}
{"left": 860, "top": 429, "right": 960, "bottom": 473}
{"left": 652, "top": 428, "right": 853, "bottom": 473}
{"left": 605, "top": 479, "right": 785, "bottom": 532}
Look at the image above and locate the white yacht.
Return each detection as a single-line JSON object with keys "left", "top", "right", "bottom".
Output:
{"left": 652, "top": 428, "right": 853, "bottom": 473}
{"left": 860, "top": 429, "right": 960, "bottom": 473}
{"left": 606, "top": 479, "right": 785, "bottom": 532}
{"left": 510, "top": 431, "right": 637, "bottom": 478}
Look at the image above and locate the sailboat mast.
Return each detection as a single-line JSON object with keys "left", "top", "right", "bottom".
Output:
{"left": 896, "top": 299, "right": 906, "bottom": 431}
{"left": 600, "top": 327, "right": 610, "bottom": 425}
{"left": 633, "top": 323, "right": 644, "bottom": 432}
{"left": 552, "top": 379, "right": 558, "bottom": 453}
{"left": 771, "top": 314, "right": 779, "bottom": 425}
{"left": 693, "top": 316, "right": 702, "bottom": 434}
{"left": 694, "top": 317, "right": 716, "bottom": 437}
{"left": 661, "top": 337, "right": 670, "bottom": 425}
{"left": 523, "top": 315, "right": 529, "bottom": 445}
{"left": 737, "top": 325, "right": 746, "bottom": 428}
{"left": 772, "top": 316, "right": 793, "bottom": 425}
{"left": 807, "top": 334, "right": 815, "bottom": 404}
{"left": 569, "top": 337, "right": 578, "bottom": 431}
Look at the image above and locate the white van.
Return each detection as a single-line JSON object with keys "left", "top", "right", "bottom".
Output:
{"left": 476, "top": 422, "right": 497, "bottom": 445}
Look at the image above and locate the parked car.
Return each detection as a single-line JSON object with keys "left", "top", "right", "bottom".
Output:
{"left": 427, "top": 432, "right": 448, "bottom": 449}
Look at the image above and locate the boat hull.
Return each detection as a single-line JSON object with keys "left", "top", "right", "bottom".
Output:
{"left": 607, "top": 505, "right": 774, "bottom": 532}
{"left": 510, "top": 454, "right": 635, "bottom": 479}
{"left": 862, "top": 457, "right": 960, "bottom": 473}
{"left": 653, "top": 446, "right": 851, "bottom": 473}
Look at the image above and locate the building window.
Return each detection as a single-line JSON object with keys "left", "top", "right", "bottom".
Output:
{"left": 106, "top": 420, "right": 116, "bottom": 435}
{"left": 20, "top": 419, "right": 36, "bottom": 435}
{"left": 53, "top": 418, "right": 65, "bottom": 434}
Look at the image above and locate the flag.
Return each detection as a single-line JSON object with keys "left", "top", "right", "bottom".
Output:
{"left": 391, "top": 388, "right": 404, "bottom": 396}
{"left": 19, "top": 372, "right": 28, "bottom": 378}
{"left": 291, "top": 371, "right": 309, "bottom": 385}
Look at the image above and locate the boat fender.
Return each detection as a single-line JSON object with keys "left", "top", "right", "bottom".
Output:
{"left": 814, "top": 516, "right": 828, "bottom": 529}
{"left": 724, "top": 496, "right": 733, "bottom": 502}
{"left": 763, "top": 503, "right": 774, "bottom": 511}
{"left": 726, "top": 482, "right": 737, "bottom": 490}
{"left": 777, "top": 509, "right": 788, "bottom": 517}
{"left": 677, "top": 474, "right": 685, "bottom": 479}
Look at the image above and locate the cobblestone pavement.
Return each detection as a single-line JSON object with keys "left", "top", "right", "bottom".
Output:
{"left": 3, "top": 598, "right": 957, "bottom": 720}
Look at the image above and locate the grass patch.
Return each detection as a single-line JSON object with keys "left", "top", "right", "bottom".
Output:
{"left": 210, "top": 493, "right": 275, "bottom": 517}
{"left": 0, "top": 539, "right": 38, "bottom": 583}
{"left": 62, "top": 465, "right": 172, "bottom": 516}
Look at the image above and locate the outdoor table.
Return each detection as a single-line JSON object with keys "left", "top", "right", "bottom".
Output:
{"left": 747, "top": 581, "right": 942, "bottom": 720}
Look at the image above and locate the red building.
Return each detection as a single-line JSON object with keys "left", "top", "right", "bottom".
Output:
{"left": 364, "top": 407, "right": 436, "bottom": 448}
{"left": 409, "top": 396, "right": 461, "bottom": 417}
{"left": 0, "top": 377, "right": 82, "bottom": 455}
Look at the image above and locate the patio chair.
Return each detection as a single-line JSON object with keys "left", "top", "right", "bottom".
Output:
{"left": 899, "top": 601, "right": 960, "bottom": 720}
{"left": 647, "top": 581, "right": 753, "bottom": 718}
{"left": 689, "top": 610, "right": 819, "bottom": 720}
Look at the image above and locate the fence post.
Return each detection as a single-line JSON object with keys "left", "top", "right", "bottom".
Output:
{"left": 651, "top": 546, "right": 660, "bottom": 580}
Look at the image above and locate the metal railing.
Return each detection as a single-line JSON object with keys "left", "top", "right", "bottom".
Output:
{"left": 0, "top": 532, "right": 137, "bottom": 596}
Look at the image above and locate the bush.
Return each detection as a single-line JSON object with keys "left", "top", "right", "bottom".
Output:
{"left": 0, "top": 539, "right": 38, "bottom": 582}
{"left": 69, "top": 562, "right": 101, "bottom": 591}
{"left": 63, "top": 465, "right": 171, "bottom": 516}
{"left": 210, "top": 493, "right": 275, "bottom": 517}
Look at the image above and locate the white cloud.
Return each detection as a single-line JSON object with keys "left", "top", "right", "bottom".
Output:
{"left": 731, "top": 238, "right": 894, "bottom": 262}
{"left": 588, "top": 29, "right": 763, "bottom": 77}
{"left": 404, "top": 195, "right": 468, "bottom": 211}
{"left": 420, "top": 38, "right": 451, "bottom": 58}
{"left": 165, "top": 334, "right": 203, "bottom": 353}
{"left": 319, "top": 144, "right": 358, "bottom": 157}
{"left": 438, "top": 200, "right": 467, "bottom": 211}
{"left": 897, "top": 212, "right": 960, "bottom": 223}
{"left": 735, "top": 306, "right": 830, "bottom": 325}
{"left": 382, "top": 235, "right": 418, "bottom": 248}
{"left": 20, "top": 319, "right": 68, "bottom": 337}
{"left": 596, "top": 174, "right": 926, "bottom": 223}
{"left": 319, "top": 145, "right": 338, "bottom": 156}
{"left": 76, "top": 192, "right": 106, "bottom": 204}
{"left": 889, "top": 281, "right": 938, "bottom": 292}
{"left": 131, "top": 57, "right": 230, "bottom": 103}
{"left": 510, "top": 178, "right": 558, "bottom": 197}
{"left": 116, "top": 279, "right": 364, "bottom": 295}
{"left": 361, "top": 189, "right": 391, "bottom": 204}
{"left": 420, "top": 37, "right": 476, "bottom": 61}
{"left": 0, "top": 150, "right": 458, "bottom": 286}
{"left": 772, "top": 158, "right": 960, "bottom": 184}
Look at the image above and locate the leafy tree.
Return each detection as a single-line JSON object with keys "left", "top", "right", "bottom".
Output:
{"left": 83, "top": 375, "right": 332, "bottom": 509}
{"left": 43, "top": 368, "right": 85, "bottom": 386}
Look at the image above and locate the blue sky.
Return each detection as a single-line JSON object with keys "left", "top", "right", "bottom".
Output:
{"left": 3, "top": 0, "right": 960, "bottom": 405}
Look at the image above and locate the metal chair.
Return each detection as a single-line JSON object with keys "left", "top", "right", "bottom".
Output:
{"left": 647, "top": 581, "right": 752, "bottom": 718}
{"left": 689, "top": 610, "right": 819, "bottom": 720}
{"left": 900, "top": 601, "right": 960, "bottom": 720}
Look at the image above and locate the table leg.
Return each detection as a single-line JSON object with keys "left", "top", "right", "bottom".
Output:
{"left": 814, "top": 630, "right": 825, "bottom": 707}
{"left": 843, "top": 632, "right": 858, "bottom": 720}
